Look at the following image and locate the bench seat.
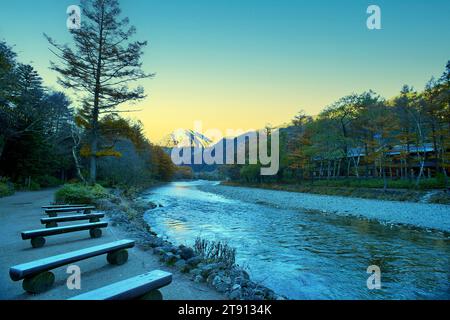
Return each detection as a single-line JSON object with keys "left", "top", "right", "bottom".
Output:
{"left": 42, "top": 204, "right": 88, "bottom": 209}
{"left": 22, "top": 222, "right": 108, "bottom": 240}
{"left": 45, "top": 206, "right": 95, "bottom": 216}
{"left": 69, "top": 270, "right": 172, "bottom": 300}
{"left": 10, "top": 240, "right": 135, "bottom": 293}
{"left": 40, "top": 213, "right": 104, "bottom": 227}
{"left": 22, "top": 222, "right": 108, "bottom": 248}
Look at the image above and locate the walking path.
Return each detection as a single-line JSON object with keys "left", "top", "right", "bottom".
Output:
{"left": 0, "top": 189, "right": 225, "bottom": 300}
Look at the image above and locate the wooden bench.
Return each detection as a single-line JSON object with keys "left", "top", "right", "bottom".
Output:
{"left": 69, "top": 270, "right": 173, "bottom": 300}
{"left": 42, "top": 204, "right": 88, "bottom": 209}
{"left": 45, "top": 206, "right": 95, "bottom": 217}
{"left": 10, "top": 240, "right": 135, "bottom": 294}
{"left": 22, "top": 222, "right": 108, "bottom": 248}
{"left": 40, "top": 213, "right": 105, "bottom": 228}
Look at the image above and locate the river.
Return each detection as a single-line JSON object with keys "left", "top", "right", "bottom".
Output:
{"left": 142, "top": 181, "right": 449, "bottom": 300}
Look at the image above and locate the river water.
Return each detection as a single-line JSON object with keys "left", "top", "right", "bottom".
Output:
{"left": 142, "top": 181, "right": 449, "bottom": 300}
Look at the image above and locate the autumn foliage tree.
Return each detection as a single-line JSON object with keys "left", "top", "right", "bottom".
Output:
{"left": 260, "top": 61, "right": 450, "bottom": 189}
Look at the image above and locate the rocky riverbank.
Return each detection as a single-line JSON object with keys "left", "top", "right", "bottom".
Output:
{"left": 196, "top": 184, "right": 450, "bottom": 233}
{"left": 95, "top": 191, "right": 285, "bottom": 300}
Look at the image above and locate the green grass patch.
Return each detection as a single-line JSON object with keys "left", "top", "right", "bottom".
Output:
{"left": 55, "top": 184, "right": 109, "bottom": 204}
{"left": 299, "top": 178, "right": 445, "bottom": 190}
{"left": 222, "top": 181, "right": 428, "bottom": 202}
{"left": 0, "top": 181, "right": 14, "bottom": 197}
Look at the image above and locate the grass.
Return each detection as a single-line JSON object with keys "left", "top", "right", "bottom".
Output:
{"left": 288, "top": 177, "right": 446, "bottom": 190}
{"left": 194, "top": 237, "right": 236, "bottom": 268}
{"left": 54, "top": 183, "right": 109, "bottom": 204}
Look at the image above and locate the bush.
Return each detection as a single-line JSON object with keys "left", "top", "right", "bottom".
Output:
{"left": 240, "top": 165, "right": 261, "bottom": 183}
{"left": 55, "top": 184, "right": 109, "bottom": 204}
{"left": 194, "top": 237, "right": 236, "bottom": 268}
{"left": 35, "top": 175, "right": 62, "bottom": 188}
{"left": 173, "top": 166, "right": 194, "bottom": 180}
{"left": 28, "top": 181, "right": 41, "bottom": 191}
{"left": 0, "top": 178, "right": 14, "bottom": 197}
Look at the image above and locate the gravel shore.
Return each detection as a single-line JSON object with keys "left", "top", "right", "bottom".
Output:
{"left": 197, "top": 184, "right": 450, "bottom": 233}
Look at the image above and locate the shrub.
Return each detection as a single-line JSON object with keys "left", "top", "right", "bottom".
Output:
{"left": 240, "top": 165, "right": 261, "bottom": 183}
{"left": 0, "top": 178, "right": 14, "bottom": 197}
{"left": 35, "top": 175, "right": 62, "bottom": 188}
{"left": 194, "top": 237, "right": 236, "bottom": 267}
{"left": 28, "top": 181, "right": 41, "bottom": 191}
{"left": 55, "top": 184, "right": 109, "bottom": 204}
{"left": 173, "top": 166, "right": 194, "bottom": 180}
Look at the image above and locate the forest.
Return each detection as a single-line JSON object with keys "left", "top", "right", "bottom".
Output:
{"left": 0, "top": 0, "right": 184, "bottom": 198}
{"left": 220, "top": 61, "right": 450, "bottom": 192}
{"left": 0, "top": 40, "right": 175, "bottom": 196}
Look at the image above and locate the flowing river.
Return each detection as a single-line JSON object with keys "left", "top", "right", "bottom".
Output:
{"left": 142, "top": 181, "right": 449, "bottom": 300}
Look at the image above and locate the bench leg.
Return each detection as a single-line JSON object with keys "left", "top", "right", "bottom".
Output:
{"left": 45, "top": 222, "right": 58, "bottom": 228}
{"left": 22, "top": 271, "right": 55, "bottom": 294}
{"left": 139, "top": 289, "right": 163, "bottom": 300}
{"left": 31, "top": 237, "right": 46, "bottom": 248}
{"left": 89, "top": 228, "right": 102, "bottom": 238}
{"left": 107, "top": 249, "right": 129, "bottom": 265}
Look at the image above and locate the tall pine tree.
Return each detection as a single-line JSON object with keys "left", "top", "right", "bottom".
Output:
{"left": 46, "top": 0, "right": 153, "bottom": 183}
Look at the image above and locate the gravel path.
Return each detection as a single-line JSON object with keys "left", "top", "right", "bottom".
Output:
{"left": 197, "top": 184, "right": 450, "bottom": 233}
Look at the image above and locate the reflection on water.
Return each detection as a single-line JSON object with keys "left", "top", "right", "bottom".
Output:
{"left": 143, "top": 181, "right": 450, "bottom": 300}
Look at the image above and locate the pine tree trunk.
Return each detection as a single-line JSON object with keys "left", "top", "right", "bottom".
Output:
{"left": 89, "top": 136, "right": 97, "bottom": 185}
{"left": 89, "top": 4, "right": 105, "bottom": 185}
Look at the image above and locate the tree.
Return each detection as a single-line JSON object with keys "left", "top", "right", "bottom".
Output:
{"left": 288, "top": 110, "right": 314, "bottom": 181}
{"left": 46, "top": 0, "right": 153, "bottom": 184}
{"left": 0, "top": 41, "right": 18, "bottom": 158}
{"left": 152, "top": 146, "right": 175, "bottom": 181}
{"left": 431, "top": 61, "right": 450, "bottom": 185}
{"left": 0, "top": 41, "right": 17, "bottom": 108}
{"left": 362, "top": 103, "right": 398, "bottom": 190}
{"left": 320, "top": 92, "right": 381, "bottom": 177}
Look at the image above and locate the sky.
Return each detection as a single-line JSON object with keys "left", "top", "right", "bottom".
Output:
{"left": 1, "top": 0, "right": 449, "bottom": 143}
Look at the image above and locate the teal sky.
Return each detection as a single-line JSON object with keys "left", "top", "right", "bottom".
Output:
{"left": 1, "top": 0, "right": 449, "bottom": 142}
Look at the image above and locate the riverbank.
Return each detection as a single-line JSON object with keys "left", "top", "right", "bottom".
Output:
{"left": 196, "top": 183, "right": 450, "bottom": 233}
{"left": 221, "top": 181, "right": 450, "bottom": 204}
{"left": 99, "top": 189, "right": 285, "bottom": 300}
